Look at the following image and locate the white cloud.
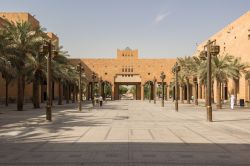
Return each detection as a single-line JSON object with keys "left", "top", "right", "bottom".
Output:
{"left": 154, "top": 12, "right": 170, "bottom": 24}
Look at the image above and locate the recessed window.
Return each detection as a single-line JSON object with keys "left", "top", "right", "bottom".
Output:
{"left": 235, "top": 36, "right": 236, "bottom": 39}
{"left": 248, "top": 34, "right": 250, "bottom": 40}
{"left": 148, "top": 73, "right": 151, "bottom": 75}
{"left": 105, "top": 72, "right": 107, "bottom": 75}
{"left": 224, "top": 47, "right": 226, "bottom": 51}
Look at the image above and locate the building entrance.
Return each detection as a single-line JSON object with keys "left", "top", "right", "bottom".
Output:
{"left": 114, "top": 82, "right": 141, "bottom": 100}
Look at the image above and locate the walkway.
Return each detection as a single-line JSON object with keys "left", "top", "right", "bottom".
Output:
{"left": 0, "top": 100, "right": 250, "bottom": 165}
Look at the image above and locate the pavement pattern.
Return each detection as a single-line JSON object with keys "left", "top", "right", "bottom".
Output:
{"left": 0, "top": 100, "right": 250, "bottom": 166}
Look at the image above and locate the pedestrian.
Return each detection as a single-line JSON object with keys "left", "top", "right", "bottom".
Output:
{"left": 191, "top": 95, "right": 194, "bottom": 102}
{"left": 99, "top": 95, "right": 103, "bottom": 107}
{"left": 230, "top": 94, "right": 235, "bottom": 110}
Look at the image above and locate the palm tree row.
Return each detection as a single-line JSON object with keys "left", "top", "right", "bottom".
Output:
{"left": 0, "top": 20, "right": 78, "bottom": 111}
{"left": 175, "top": 54, "right": 249, "bottom": 109}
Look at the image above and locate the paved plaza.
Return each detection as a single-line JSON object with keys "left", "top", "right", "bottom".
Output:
{"left": 0, "top": 100, "right": 250, "bottom": 165}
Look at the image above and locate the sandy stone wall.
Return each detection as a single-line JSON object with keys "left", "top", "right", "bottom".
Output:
{"left": 194, "top": 11, "right": 250, "bottom": 102}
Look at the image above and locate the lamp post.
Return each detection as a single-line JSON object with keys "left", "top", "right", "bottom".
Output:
{"left": 199, "top": 40, "right": 220, "bottom": 122}
{"left": 77, "top": 63, "right": 84, "bottom": 111}
{"left": 40, "top": 40, "right": 58, "bottom": 121}
{"left": 91, "top": 72, "right": 97, "bottom": 106}
{"left": 160, "top": 72, "right": 166, "bottom": 107}
{"left": 172, "top": 62, "right": 180, "bottom": 111}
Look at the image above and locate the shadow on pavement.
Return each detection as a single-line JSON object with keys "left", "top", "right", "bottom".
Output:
{"left": 0, "top": 142, "right": 250, "bottom": 165}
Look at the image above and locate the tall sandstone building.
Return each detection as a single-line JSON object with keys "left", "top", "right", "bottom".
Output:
{"left": 194, "top": 11, "right": 250, "bottom": 103}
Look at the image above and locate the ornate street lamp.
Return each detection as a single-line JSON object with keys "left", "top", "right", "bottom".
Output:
{"left": 91, "top": 72, "right": 97, "bottom": 106}
{"left": 199, "top": 40, "right": 220, "bottom": 122}
{"left": 40, "top": 40, "right": 58, "bottom": 121}
{"left": 160, "top": 72, "right": 166, "bottom": 107}
{"left": 77, "top": 63, "right": 84, "bottom": 111}
{"left": 172, "top": 62, "right": 181, "bottom": 112}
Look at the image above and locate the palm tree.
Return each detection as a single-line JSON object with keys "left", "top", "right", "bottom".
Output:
{"left": 199, "top": 54, "right": 238, "bottom": 109}
{"left": 171, "top": 71, "right": 186, "bottom": 103}
{"left": 0, "top": 22, "right": 17, "bottom": 106}
{"left": 178, "top": 56, "right": 197, "bottom": 104}
{"left": 51, "top": 46, "right": 78, "bottom": 104}
{"left": 228, "top": 57, "right": 249, "bottom": 105}
{"left": 3, "top": 21, "right": 44, "bottom": 111}
{"left": 25, "top": 43, "right": 47, "bottom": 108}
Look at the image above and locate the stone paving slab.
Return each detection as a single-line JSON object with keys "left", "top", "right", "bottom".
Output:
{"left": 0, "top": 100, "right": 250, "bottom": 165}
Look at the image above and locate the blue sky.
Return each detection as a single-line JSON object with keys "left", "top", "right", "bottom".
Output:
{"left": 0, "top": 0, "right": 249, "bottom": 58}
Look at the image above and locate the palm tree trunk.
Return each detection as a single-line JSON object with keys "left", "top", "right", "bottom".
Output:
{"left": 33, "top": 78, "right": 40, "bottom": 108}
{"left": 41, "top": 79, "right": 44, "bottom": 103}
{"left": 181, "top": 86, "right": 184, "bottom": 103}
{"left": 233, "top": 79, "right": 237, "bottom": 105}
{"left": 216, "top": 80, "right": 222, "bottom": 109}
{"left": 17, "top": 75, "right": 24, "bottom": 111}
{"left": 222, "top": 83, "right": 224, "bottom": 104}
{"left": 66, "top": 83, "right": 69, "bottom": 104}
{"left": 72, "top": 85, "right": 75, "bottom": 103}
{"left": 58, "top": 80, "right": 62, "bottom": 105}
{"left": 205, "top": 85, "right": 208, "bottom": 106}
{"left": 186, "top": 78, "right": 190, "bottom": 104}
{"left": 5, "top": 79, "right": 9, "bottom": 107}
{"left": 195, "top": 83, "right": 198, "bottom": 105}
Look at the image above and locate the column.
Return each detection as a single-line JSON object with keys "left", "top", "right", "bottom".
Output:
{"left": 151, "top": 82, "right": 154, "bottom": 100}
{"left": 179, "top": 86, "right": 183, "bottom": 103}
{"left": 111, "top": 84, "right": 115, "bottom": 100}
{"left": 141, "top": 84, "right": 144, "bottom": 100}
{"left": 198, "top": 83, "right": 202, "bottom": 99}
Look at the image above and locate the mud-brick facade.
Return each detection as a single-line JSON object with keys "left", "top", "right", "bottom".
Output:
{"left": 193, "top": 11, "right": 250, "bottom": 104}
{"left": 74, "top": 47, "right": 176, "bottom": 100}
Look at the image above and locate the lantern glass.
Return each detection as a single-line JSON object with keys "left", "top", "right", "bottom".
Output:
{"left": 210, "top": 45, "right": 220, "bottom": 55}
{"left": 199, "top": 51, "right": 207, "bottom": 60}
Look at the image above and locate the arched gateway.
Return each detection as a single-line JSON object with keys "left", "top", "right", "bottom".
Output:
{"left": 70, "top": 47, "right": 176, "bottom": 100}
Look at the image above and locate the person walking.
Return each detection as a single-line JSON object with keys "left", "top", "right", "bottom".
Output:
{"left": 99, "top": 95, "right": 103, "bottom": 107}
{"left": 230, "top": 94, "right": 235, "bottom": 110}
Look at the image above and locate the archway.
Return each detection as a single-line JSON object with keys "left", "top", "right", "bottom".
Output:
{"left": 114, "top": 74, "right": 142, "bottom": 100}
